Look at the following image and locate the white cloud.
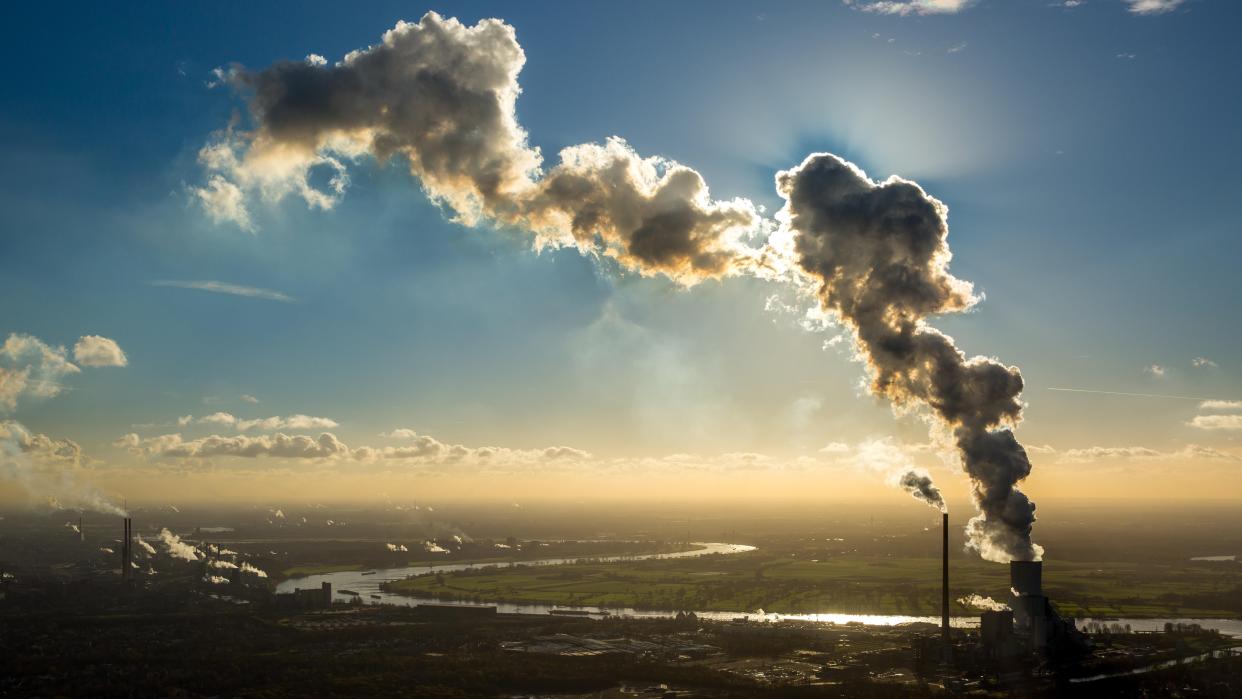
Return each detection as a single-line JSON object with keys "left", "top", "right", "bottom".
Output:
{"left": 1124, "top": 0, "right": 1185, "bottom": 15}
{"left": 1145, "top": 364, "right": 1166, "bottom": 377}
{"left": 1055, "top": 444, "right": 1237, "bottom": 462}
{"left": 123, "top": 432, "right": 351, "bottom": 460}
{"left": 150, "top": 280, "right": 294, "bottom": 302}
{"left": 0, "top": 334, "right": 81, "bottom": 412}
{"left": 844, "top": 0, "right": 975, "bottom": 15}
{"left": 200, "top": 411, "right": 238, "bottom": 426}
{"left": 819, "top": 442, "right": 852, "bottom": 454}
{"left": 73, "top": 335, "right": 128, "bottom": 367}
{"left": 191, "top": 175, "right": 254, "bottom": 231}
{"left": 1199, "top": 400, "right": 1242, "bottom": 411}
{"left": 947, "top": 42, "right": 968, "bottom": 54}
{"left": 1187, "top": 415, "right": 1242, "bottom": 431}
{"left": 240, "top": 394, "right": 260, "bottom": 404}
{"left": 171, "top": 413, "right": 339, "bottom": 432}
{"left": 1192, "top": 357, "right": 1218, "bottom": 369}
{"left": 236, "top": 415, "right": 339, "bottom": 432}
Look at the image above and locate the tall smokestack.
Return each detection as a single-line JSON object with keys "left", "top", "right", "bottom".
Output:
{"left": 942, "top": 512, "right": 950, "bottom": 652}
{"left": 121, "top": 517, "right": 132, "bottom": 582}
{"left": 79, "top": 515, "right": 83, "bottom": 542}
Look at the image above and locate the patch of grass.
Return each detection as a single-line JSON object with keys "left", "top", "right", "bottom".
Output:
{"left": 383, "top": 551, "right": 1242, "bottom": 619}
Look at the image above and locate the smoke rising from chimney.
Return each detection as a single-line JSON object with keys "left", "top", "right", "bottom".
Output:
{"left": 898, "top": 471, "right": 946, "bottom": 512}
{"left": 158, "top": 528, "right": 201, "bottom": 561}
{"left": 775, "top": 154, "right": 1039, "bottom": 562}
{"left": 195, "top": 12, "right": 1040, "bottom": 562}
{"left": 854, "top": 439, "right": 947, "bottom": 512}
{"left": 958, "top": 594, "right": 1010, "bottom": 611}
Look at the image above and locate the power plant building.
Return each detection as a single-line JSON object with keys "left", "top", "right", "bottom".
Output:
{"left": 274, "top": 581, "right": 333, "bottom": 610}
{"left": 1003, "top": 561, "right": 1083, "bottom": 653}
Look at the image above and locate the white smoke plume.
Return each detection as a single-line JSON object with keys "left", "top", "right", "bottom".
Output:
{"left": 203, "top": 574, "right": 229, "bottom": 585}
{"left": 100, "top": 546, "right": 114, "bottom": 555}
{"left": 386, "top": 543, "right": 408, "bottom": 552}
{"left": 195, "top": 12, "right": 761, "bottom": 285}
{"left": 424, "top": 541, "right": 448, "bottom": 554}
{"left": 159, "top": 528, "right": 201, "bottom": 561}
{"left": 196, "top": 12, "right": 1040, "bottom": 563}
{"left": 958, "top": 594, "right": 1010, "bottom": 612}
{"left": 1, "top": 421, "right": 126, "bottom": 516}
{"left": 208, "top": 559, "right": 239, "bottom": 570}
{"left": 135, "top": 534, "right": 157, "bottom": 556}
{"left": 240, "top": 561, "right": 268, "bottom": 578}
{"left": 65, "top": 521, "right": 81, "bottom": 535}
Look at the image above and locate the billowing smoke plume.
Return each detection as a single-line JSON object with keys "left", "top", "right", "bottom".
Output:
{"left": 386, "top": 542, "right": 408, "bottom": 552}
{"left": 159, "top": 528, "right": 201, "bottom": 561}
{"left": 776, "top": 154, "right": 1039, "bottom": 562}
{"left": 240, "top": 561, "right": 268, "bottom": 578}
{"left": 135, "top": 534, "right": 157, "bottom": 556}
{"left": 195, "top": 12, "right": 1039, "bottom": 562}
{"left": 898, "top": 471, "right": 946, "bottom": 513}
{"left": 196, "top": 12, "right": 760, "bottom": 284}
{"left": 958, "top": 594, "right": 1010, "bottom": 612}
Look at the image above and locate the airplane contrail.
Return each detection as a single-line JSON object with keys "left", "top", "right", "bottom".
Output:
{"left": 1046, "top": 387, "right": 1224, "bottom": 402}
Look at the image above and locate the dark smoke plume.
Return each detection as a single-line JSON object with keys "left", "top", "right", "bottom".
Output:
{"left": 776, "top": 154, "right": 1039, "bottom": 562}
{"left": 898, "top": 470, "right": 946, "bottom": 512}
{"left": 196, "top": 13, "right": 1040, "bottom": 562}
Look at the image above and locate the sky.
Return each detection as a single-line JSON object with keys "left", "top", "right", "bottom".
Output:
{"left": 2, "top": 0, "right": 1241, "bottom": 517}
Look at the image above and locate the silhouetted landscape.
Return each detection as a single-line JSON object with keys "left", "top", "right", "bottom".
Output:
{"left": 4, "top": 0, "right": 1242, "bottom": 696}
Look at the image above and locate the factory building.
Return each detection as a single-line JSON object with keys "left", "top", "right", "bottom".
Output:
{"left": 274, "top": 581, "right": 333, "bottom": 610}
{"left": 982, "top": 561, "right": 1084, "bottom": 655}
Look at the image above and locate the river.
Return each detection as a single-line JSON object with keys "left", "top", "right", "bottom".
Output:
{"left": 275, "top": 542, "right": 1242, "bottom": 637}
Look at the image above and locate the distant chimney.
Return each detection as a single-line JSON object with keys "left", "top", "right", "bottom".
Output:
{"left": 941, "top": 512, "right": 950, "bottom": 654}
{"left": 121, "top": 517, "right": 132, "bottom": 582}
{"left": 78, "top": 515, "right": 84, "bottom": 542}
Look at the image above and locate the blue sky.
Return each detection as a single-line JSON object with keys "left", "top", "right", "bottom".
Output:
{"left": 2, "top": 0, "right": 1240, "bottom": 505}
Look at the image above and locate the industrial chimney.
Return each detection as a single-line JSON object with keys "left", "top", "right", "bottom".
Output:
{"left": 121, "top": 517, "right": 132, "bottom": 582}
{"left": 941, "top": 512, "right": 950, "bottom": 655}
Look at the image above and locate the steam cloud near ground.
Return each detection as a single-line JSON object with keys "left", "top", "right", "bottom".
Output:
{"left": 0, "top": 333, "right": 128, "bottom": 515}
{"left": 195, "top": 12, "right": 1040, "bottom": 562}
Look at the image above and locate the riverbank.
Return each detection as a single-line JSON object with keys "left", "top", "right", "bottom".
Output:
{"left": 380, "top": 551, "right": 1242, "bottom": 621}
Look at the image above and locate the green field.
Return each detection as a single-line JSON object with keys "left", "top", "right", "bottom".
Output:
{"left": 384, "top": 551, "right": 1242, "bottom": 619}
